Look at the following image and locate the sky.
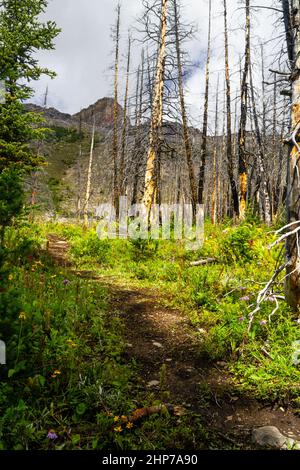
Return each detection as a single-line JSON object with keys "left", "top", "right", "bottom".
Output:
{"left": 33, "top": 0, "right": 281, "bottom": 129}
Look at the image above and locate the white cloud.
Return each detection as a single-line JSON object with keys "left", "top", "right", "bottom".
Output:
{"left": 33, "top": 0, "right": 281, "bottom": 127}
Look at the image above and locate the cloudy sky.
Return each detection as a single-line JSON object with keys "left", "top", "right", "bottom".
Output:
{"left": 33, "top": 0, "right": 281, "bottom": 128}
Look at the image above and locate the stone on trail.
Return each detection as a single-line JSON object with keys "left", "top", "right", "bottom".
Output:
{"left": 252, "top": 426, "right": 290, "bottom": 449}
{"left": 146, "top": 380, "right": 160, "bottom": 388}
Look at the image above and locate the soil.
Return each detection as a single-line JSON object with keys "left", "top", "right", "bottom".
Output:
{"left": 46, "top": 234, "right": 300, "bottom": 448}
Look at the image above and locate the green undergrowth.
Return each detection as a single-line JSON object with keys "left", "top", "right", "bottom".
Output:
{"left": 0, "top": 221, "right": 213, "bottom": 450}
{"left": 42, "top": 219, "right": 300, "bottom": 404}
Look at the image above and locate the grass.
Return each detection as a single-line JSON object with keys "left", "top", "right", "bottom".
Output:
{"left": 42, "top": 218, "right": 300, "bottom": 402}
{"left": 1, "top": 217, "right": 300, "bottom": 449}
{"left": 0, "top": 221, "right": 213, "bottom": 450}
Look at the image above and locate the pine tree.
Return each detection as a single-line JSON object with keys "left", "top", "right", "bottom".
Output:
{"left": 0, "top": 0, "right": 60, "bottom": 173}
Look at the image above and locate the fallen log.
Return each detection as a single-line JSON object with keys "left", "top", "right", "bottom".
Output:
{"left": 189, "top": 258, "right": 218, "bottom": 267}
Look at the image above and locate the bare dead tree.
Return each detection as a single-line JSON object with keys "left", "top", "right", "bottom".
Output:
{"left": 238, "top": 0, "right": 251, "bottom": 220}
{"left": 223, "top": 0, "right": 239, "bottom": 216}
{"left": 142, "top": 0, "right": 168, "bottom": 216}
{"left": 173, "top": 0, "right": 197, "bottom": 217}
{"left": 112, "top": 2, "right": 121, "bottom": 215}
{"left": 83, "top": 118, "right": 95, "bottom": 227}
{"left": 120, "top": 32, "right": 131, "bottom": 197}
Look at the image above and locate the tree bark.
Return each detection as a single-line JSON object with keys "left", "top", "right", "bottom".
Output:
{"left": 120, "top": 33, "right": 131, "bottom": 197}
{"left": 173, "top": 0, "right": 197, "bottom": 217}
{"left": 238, "top": 0, "right": 250, "bottom": 221}
{"left": 142, "top": 0, "right": 168, "bottom": 217}
{"left": 223, "top": 0, "right": 239, "bottom": 216}
{"left": 113, "top": 3, "right": 121, "bottom": 215}
{"left": 198, "top": 0, "right": 212, "bottom": 206}
{"left": 83, "top": 120, "right": 95, "bottom": 227}
{"left": 285, "top": 3, "right": 300, "bottom": 309}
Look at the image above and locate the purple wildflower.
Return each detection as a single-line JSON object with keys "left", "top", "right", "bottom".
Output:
{"left": 240, "top": 296, "right": 250, "bottom": 302}
{"left": 62, "top": 279, "right": 70, "bottom": 286}
{"left": 239, "top": 317, "right": 246, "bottom": 322}
{"left": 47, "top": 430, "right": 58, "bottom": 440}
{"left": 260, "top": 320, "right": 267, "bottom": 325}
{"left": 265, "top": 296, "right": 276, "bottom": 302}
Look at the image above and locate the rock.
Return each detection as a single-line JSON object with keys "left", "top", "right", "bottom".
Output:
{"left": 197, "top": 328, "right": 207, "bottom": 335}
{"left": 252, "top": 426, "right": 287, "bottom": 449}
{"left": 146, "top": 380, "right": 160, "bottom": 388}
{"left": 152, "top": 341, "right": 163, "bottom": 349}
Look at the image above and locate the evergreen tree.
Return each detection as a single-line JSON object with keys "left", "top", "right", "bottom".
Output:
{"left": 0, "top": 0, "right": 60, "bottom": 173}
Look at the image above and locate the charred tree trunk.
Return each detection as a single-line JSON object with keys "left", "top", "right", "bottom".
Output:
{"left": 223, "top": 0, "right": 239, "bottom": 216}
{"left": 113, "top": 3, "right": 121, "bottom": 215}
{"left": 173, "top": 0, "right": 197, "bottom": 216}
{"left": 285, "top": 3, "right": 300, "bottom": 309}
{"left": 238, "top": 0, "right": 250, "bottom": 220}
{"left": 198, "top": 0, "right": 212, "bottom": 206}
{"left": 249, "top": 63, "right": 271, "bottom": 224}
{"left": 120, "top": 33, "right": 131, "bottom": 197}
{"left": 211, "top": 76, "right": 220, "bottom": 225}
{"left": 142, "top": 0, "right": 168, "bottom": 216}
{"left": 132, "top": 52, "right": 144, "bottom": 205}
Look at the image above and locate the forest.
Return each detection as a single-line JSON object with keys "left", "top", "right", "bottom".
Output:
{"left": 1, "top": 0, "right": 300, "bottom": 456}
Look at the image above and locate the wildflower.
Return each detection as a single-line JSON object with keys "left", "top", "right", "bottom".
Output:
{"left": 19, "top": 312, "right": 27, "bottom": 321}
{"left": 8, "top": 274, "right": 13, "bottom": 281}
{"left": 265, "top": 296, "right": 276, "bottom": 302}
{"left": 126, "top": 422, "right": 134, "bottom": 429}
{"left": 260, "top": 320, "right": 267, "bottom": 326}
{"left": 113, "top": 416, "right": 120, "bottom": 422}
{"left": 238, "top": 317, "right": 245, "bottom": 322}
{"left": 51, "top": 370, "right": 61, "bottom": 378}
{"left": 62, "top": 279, "right": 70, "bottom": 286}
{"left": 240, "top": 296, "right": 250, "bottom": 302}
{"left": 47, "top": 430, "right": 58, "bottom": 440}
{"left": 121, "top": 415, "right": 127, "bottom": 422}
{"left": 66, "top": 339, "right": 77, "bottom": 348}
{"left": 114, "top": 426, "right": 122, "bottom": 433}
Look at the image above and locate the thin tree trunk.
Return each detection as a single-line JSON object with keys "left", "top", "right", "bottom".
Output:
{"left": 173, "top": 0, "right": 197, "bottom": 216}
{"left": 211, "top": 76, "right": 220, "bottom": 225}
{"left": 249, "top": 63, "right": 271, "bottom": 225}
{"left": 198, "top": 0, "right": 212, "bottom": 206}
{"left": 132, "top": 56, "right": 143, "bottom": 205}
{"left": 285, "top": 4, "right": 300, "bottom": 309}
{"left": 76, "top": 115, "right": 83, "bottom": 220}
{"left": 142, "top": 0, "right": 168, "bottom": 216}
{"left": 120, "top": 33, "right": 131, "bottom": 197}
{"left": 238, "top": 0, "right": 250, "bottom": 221}
{"left": 83, "top": 120, "right": 95, "bottom": 227}
{"left": 223, "top": 0, "right": 239, "bottom": 217}
{"left": 113, "top": 3, "right": 121, "bottom": 215}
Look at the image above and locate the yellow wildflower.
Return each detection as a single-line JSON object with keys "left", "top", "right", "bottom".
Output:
{"left": 19, "top": 312, "right": 27, "bottom": 320}
{"left": 114, "top": 426, "right": 122, "bottom": 433}
{"left": 126, "top": 422, "right": 134, "bottom": 429}
{"left": 8, "top": 274, "right": 13, "bottom": 281}
{"left": 121, "top": 415, "right": 127, "bottom": 422}
{"left": 51, "top": 370, "right": 61, "bottom": 378}
{"left": 113, "top": 416, "right": 120, "bottom": 422}
{"left": 66, "top": 339, "right": 77, "bottom": 348}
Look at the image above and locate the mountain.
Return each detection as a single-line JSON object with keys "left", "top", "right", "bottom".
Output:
{"left": 74, "top": 97, "right": 124, "bottom": 131}
{"left": 26, "top": 97, "right": 124, "bottom": 132}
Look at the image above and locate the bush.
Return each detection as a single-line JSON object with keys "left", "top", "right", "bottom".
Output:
{"left": 220, "top": 224, "right": 260, "bottom": 263}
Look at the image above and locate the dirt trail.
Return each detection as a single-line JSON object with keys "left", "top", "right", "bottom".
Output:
{"left": 46, "top": 234, "right": 300, "bottom": 448}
